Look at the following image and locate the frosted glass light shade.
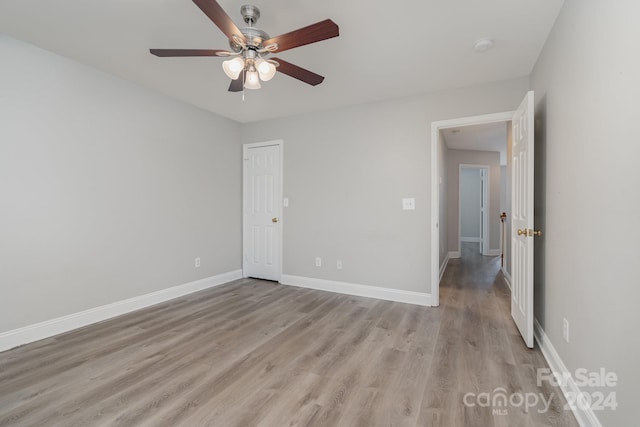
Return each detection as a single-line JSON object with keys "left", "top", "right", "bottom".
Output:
{"left": 256, "top": 59, "right": 276, "bottom": 81}
{"left": 222, "top": 57, "right": 244, "bottom": 79}
{"left": 245, "top": 70, "right": 261, "bottom": 89}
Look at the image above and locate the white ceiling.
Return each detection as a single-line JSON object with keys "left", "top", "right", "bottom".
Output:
{"left": 442, "top": 122, "right": 508, "bottom": 165}
{"left": 0, "top": 0, "right": 564, "bottom": 123}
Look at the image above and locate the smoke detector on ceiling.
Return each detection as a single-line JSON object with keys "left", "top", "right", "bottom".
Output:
{"left": 473, "top": 38, "right": 494, "bottom": 53}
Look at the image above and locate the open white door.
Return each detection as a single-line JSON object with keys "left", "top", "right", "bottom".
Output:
{"left": 511, "top": 91, "right": 535, "bottom": 348}
{"left": 243, "top": 141, "right": 283, "bottom": 282}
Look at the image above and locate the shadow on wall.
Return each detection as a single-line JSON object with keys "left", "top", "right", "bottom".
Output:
{"left": 533, "top": 93, "right": 548, "bottom": 327}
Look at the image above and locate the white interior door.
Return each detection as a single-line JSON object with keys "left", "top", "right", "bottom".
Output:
{"left": 511, "top": 91, "right": 535, "bottom": 348}
{"left": 243, "top": 142, "right": 282, "bottom": 281}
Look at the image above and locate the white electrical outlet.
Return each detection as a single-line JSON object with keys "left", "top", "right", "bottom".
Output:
{"left": 315, "top": 257, "right": 322, "bottom": 267}
{"left": 336, "top": 260, "right": 342, "bottom": 270}
{"left": 195, "top": 257, "right": 201, "bottom": 268}
{"left": 563, "top": 318, "right": 570, "bottom": 343}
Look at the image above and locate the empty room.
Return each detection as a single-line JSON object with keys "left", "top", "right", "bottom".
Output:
{"left": 1, "top": 1, "right": 638, "bottom": 426}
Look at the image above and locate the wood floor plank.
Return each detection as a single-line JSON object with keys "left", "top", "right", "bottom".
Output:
{"left": 0, "top": 245, "right": 579, "bottom": 426}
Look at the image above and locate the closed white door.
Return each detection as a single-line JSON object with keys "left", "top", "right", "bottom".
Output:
{"left": 243, "top": 142, "right": 282, "bottom": 281}
{"left": 511, "top": 91, "right": 535, "bottom": 348}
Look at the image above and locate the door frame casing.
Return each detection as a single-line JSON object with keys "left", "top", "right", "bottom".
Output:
{"left": 430, "top": 111, "right": 514, "bottom": 306}
{"left": 458, "top": 164, "right": 490, "bottom": 256}
{"left": 242, "top": 139, "right": 284, "bottom": 282}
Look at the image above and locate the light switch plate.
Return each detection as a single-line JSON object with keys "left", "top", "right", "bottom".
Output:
{"left": 283, "top": 198, "right": 289, "bottom": 207}
{"left": 402, "top": 198, "right": 415, "bottom": 210}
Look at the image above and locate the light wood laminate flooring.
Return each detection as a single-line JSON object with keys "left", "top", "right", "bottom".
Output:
{"left": 0, "top": 243, "right": 578, "bottom": 426}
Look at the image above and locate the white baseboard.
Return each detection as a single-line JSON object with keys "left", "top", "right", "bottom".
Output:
{"left": 502, "top": 268, "right": 512, "bottom": 291}
{"left": 534, "top": 319, "right": 602, "bottom": 427}
{"left": 448, "top": 251, "right": 461, "bottom": 259}
{"left": 280, "top": 275, "right": 431, "bottom": 307}
{"left": 486, "top": 249, "right": 502, "bottom": 256}
{"left": 0, "top": 270, "right": 243, "bottom": 353}
{"left": 439, "top": 253, "right": 450, "bottom": 282}
{"left": 461, "top": 237, "right": 482, "bottom": 242}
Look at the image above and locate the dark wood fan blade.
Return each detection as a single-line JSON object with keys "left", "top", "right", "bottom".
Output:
{"left": 264, "top": 19, "right": 339, "bottom": 53}
{"left": 228, "top": 75, "right": 244, "bottom": 92}
{"left": 192, "top": 0, "right": 246, "bottom": 43}
{"left": 272, "top": 58, "right": 324, "bottom": 86}
{"left": 150, "top": 49, "right": 229, "bottom": 57}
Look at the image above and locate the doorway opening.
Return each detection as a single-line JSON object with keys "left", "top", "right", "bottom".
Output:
{"left": 431, "top": 90, "right": 535, "bottom": 349}
{"left": 430, "top": 111, "right": 513, "bottom": 307}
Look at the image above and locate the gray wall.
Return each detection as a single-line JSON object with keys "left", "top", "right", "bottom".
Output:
{"left": 460, "top": 168, "right": 482, "bottom": 239}
{"left": 446, "top": 150, "right": 501, "bottom": 254}
{"left": 242, "top": 79, "right": 527, "bottom": 293}
{"left": 502, "top": 122, "right": 513, "bottom": 277}
{"left": 438, "top": 135, "right": 449, "bottom": 269}
{"left": 530, "top": 1, "right": 640, "bottom": 425}
{"left": 499, "top": 164, "right": 509, "bottom": 275}
{"left": 499, "top": 167, "right": 507, "bottom": 219}
{"left": 0, "top": 36, "right": 242, "bottom": 333}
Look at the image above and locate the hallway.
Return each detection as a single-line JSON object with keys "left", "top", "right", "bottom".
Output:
{"left": 432, "top": 242, "right": 578, "bottom": 426}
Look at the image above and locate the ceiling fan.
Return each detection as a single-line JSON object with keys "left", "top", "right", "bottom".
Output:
{"left": 150, "top": 0, "right": 339, "bottom": 92}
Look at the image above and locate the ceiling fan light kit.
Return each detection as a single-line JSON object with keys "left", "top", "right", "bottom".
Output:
{"left": 222, "top": 56, "right": 244, "bottom": 80}
{"left": 244, "top": 69, "right": 261, "bottom": 90}
{"left": 150, "top": 0, "right": 339, "bottom": 94}
{"left": 255, "top": 59, "right": 276, "bottom": 81}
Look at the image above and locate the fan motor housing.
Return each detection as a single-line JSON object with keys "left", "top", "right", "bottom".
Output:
{"left": 229, "top": 27, "right": 270, "bottom": 52}
{"left": 229, "top": 5, "right": 270, "bottom": 52}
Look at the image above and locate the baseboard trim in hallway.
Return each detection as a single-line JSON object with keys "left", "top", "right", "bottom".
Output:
{"left": 280, "top": 274, "right": 432, "bottom": 306}
{"left": 534, "top": 319, "right": 602, "bottom": 427}
{"left": 440, "top": 253, "right": 450, "bottom": 281}
{"left": 0, "top": 269, "right": 243, "bottom": 352}
{"left": 502, "top": 268, "right": 512, "bottom": 291}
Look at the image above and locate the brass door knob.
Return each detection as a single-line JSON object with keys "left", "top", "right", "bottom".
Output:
{"left": 272, "top": 218, "right": 279, "bottom": 223}
{"left": 517, "top": 228, "right": 542, "bottom": 237}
